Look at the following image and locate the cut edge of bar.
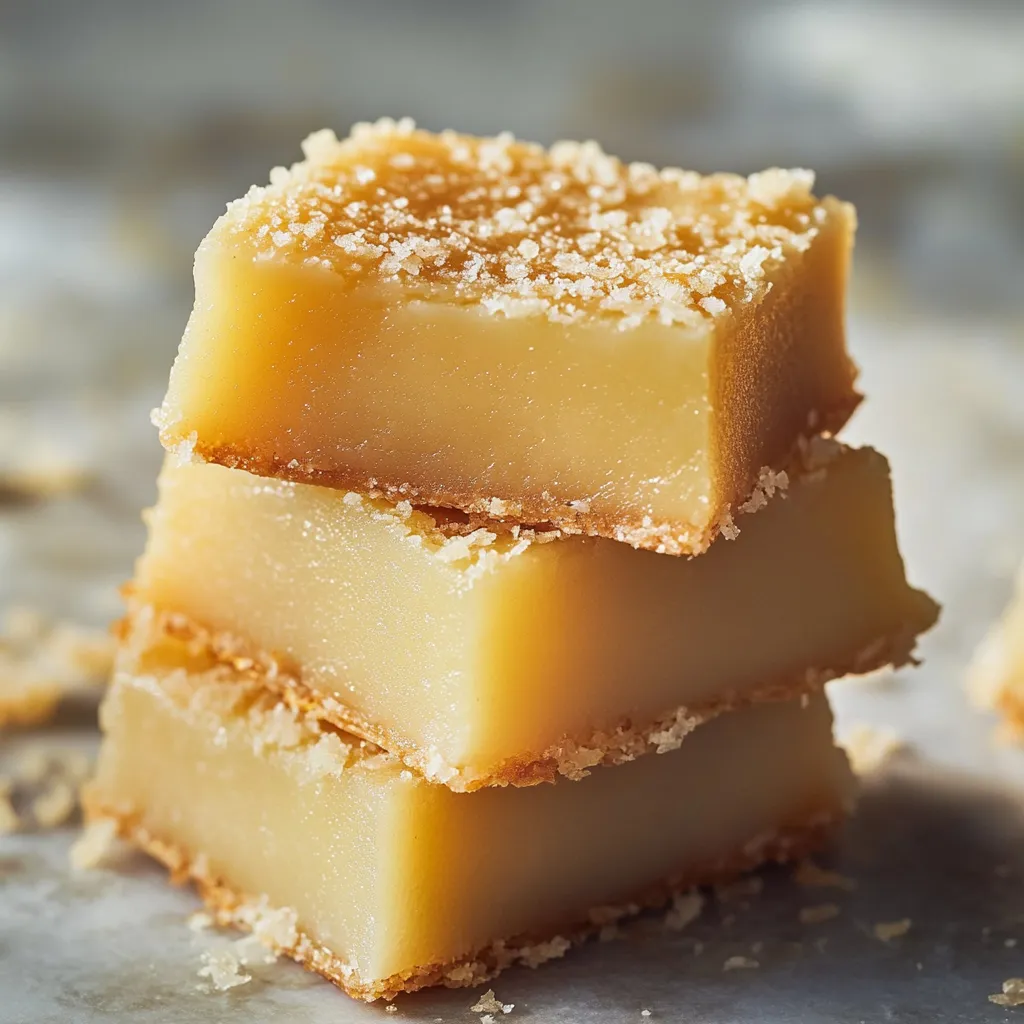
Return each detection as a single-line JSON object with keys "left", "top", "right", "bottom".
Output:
{"left": 81, "top": 793, "right": 846, "bottom": 1002}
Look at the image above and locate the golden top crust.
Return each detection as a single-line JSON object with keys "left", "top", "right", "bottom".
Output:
{"left": 216, "top": 117, "right": 848, "bottom": 330}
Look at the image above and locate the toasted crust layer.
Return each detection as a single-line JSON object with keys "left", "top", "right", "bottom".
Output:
{"left": 122, "top": 605, "right": 923, "bottom": 792}
{"left": 83, "top": 793, "right": 844, "bottom": 1002}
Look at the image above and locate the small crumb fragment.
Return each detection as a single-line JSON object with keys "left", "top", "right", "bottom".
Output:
{"left": 188, "top": 910, "right": 214, "bottom": 932}
{"left": 385, "top": 1005, "right": 397, "bottom": 1014}
{"left": 874, "top": 918, "right": 912, "bottom": 942}
{"left": 799, "top": 903, "right": 840, "bottom": 925}
{"left": 991, "top": 978, "right": 1024, "bottom": 1007}
{"left": 471, "top": 989, "right": 513, "bottom": 1015}
{"left": 723, "top": 955, "right": 759, "bottom": 971}
{"left": 715, "top": 876, "right": 763, "bottom": 903}
{"left": 665, "top": 891, "right": 704, "bottom": 931}
{"left": 69, "top": 818, "right": 117, "bottom": 870}
{"left": 793, "top": 859, "right": 857, "bottom": 891}
{"left": 840, "top": 724, "right": 906, "bottom": 774}
{"left": 31, "top": 780, "right": 76, "bottom": 828}
{"left": 0, "top": 606, "right": 113, "bottom": 728}
{"left": 641, "top": 1011, "right": 652, "bottom": 1018}
{"left": 198, "top": 948, "right": 251, "bottom": 991}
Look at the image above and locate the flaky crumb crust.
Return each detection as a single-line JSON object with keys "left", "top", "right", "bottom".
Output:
{"left": 123, "top": 604, "right": 925, "bottom": 792}
{"left": 83, "top": 793, "right": 844, "bottom": 1002}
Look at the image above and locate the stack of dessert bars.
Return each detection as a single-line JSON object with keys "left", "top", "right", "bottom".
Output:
{"left": 85, "top": 121, "right": 938, "bottom": 1002}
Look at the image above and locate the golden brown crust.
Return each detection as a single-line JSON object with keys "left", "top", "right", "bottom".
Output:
{"left": 83, "top": 791, "right": 845, "bottom": 1002}
{"left": 129, "top": 604, "right": 924, "bottom": 792}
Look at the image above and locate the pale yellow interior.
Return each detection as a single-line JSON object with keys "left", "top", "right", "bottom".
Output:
{"left": 134, "top": 444, "right": 937, "bottom": 784}
{"left": 158, "top": 202, "right": 857, "bottom": 552}
{"left": 91, "top": 661, "right": 852, "bottom": 987}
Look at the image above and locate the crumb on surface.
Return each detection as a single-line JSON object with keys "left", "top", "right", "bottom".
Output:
{"left": 715, "top": 875, "right": 764, "bottom": 903}
{"left": 873, "top": 918, "right": 912, "bottom": 942}
{"left": 188, "top": 910, "right": 214, "bottom": 932}
{"left": 471, "top": 989, "right": 514, "bottom": 1015}
{"left": 69, "top": 818, "right": 118, "bottom": 870}
{"left": 723, "top": 955, "right": 760, "bottom": 971}
{"left": 0, "top": 605, "right": 113, "bottom": 728}
{"left": 839, "top": 723, "right": 906, "bottom": 775}
{"left": 991, "top": 977, "right": 1024, "bottom": 1007}
{"left": 664, "top": 890, "right": 704, "bottom": 931}
{"left": 799, "top": 903, "right": 840, "bottom": 925}
{"left": 31, "top": 780, "right": 76, "bottom": 829}
{"left": 198, "top": 948, "right": 252, "bottom": 991}
{"left": 792, "top": 859, "right": 857, "bottom": 891}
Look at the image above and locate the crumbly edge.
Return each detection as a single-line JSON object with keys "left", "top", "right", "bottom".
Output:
{"left": 177, "top": 416, "right": 856, "bottom": 557}
{"left": 82, "top": 793, "right": 844, "bottom": 1002}
{"left": 133, "top": 605, "right": 925, "bottom": 792}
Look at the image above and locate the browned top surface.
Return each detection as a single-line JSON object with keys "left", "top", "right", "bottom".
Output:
{"left": 216, "top": 118, "right": 846, "bottom": 330}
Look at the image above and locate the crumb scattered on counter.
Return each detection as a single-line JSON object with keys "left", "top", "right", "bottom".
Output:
{"left": 31, "top": 780, "right": 75, "bottom": 829}
{"left": 0, "top": 605, "right": 113, "bottom": 728}
{"left": 384, "top": 1005, "right": 397, "bottom": 1014}
{"left": 793, "top": 859, "right": 857, "bottom": 891}
{"left": 839, "top": 723, "right": 906, "bottom": 774}
{"left": 69, "top": 818, "right": 118, "bottom": 870}
{"left": 664, "top": 891, "right": 704, "bottom": 931}
{"left": 471, "top": 989, "right": 513, "bottom": 1015}
{"left": 799, "top": 903, "right": 840, "bottom": 925}
{"left": 990, "top": 978, "right": 1024, "bottom": 1007}
{"left": 873, "top": 918, "right": 912, "bottom": 942}
{"left": 722, "top": 955, "right": 759, "bottom": 971}
{"left": 198, "top": 948, "right": 252, "bottom": 991}
{"left": 715, "top": 876, "right": 763, "bottom": 904}
{"left": 188, "top": 910, "right": 214, "bottom": 932}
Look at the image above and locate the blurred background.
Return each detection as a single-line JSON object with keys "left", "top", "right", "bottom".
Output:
{"left": 1, "top": 0, "right": 1023, "bottom": 764}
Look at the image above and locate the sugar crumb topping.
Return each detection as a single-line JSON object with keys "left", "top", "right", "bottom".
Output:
{"left": 222, "top": 118, "right": 834, "bottom": 331}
